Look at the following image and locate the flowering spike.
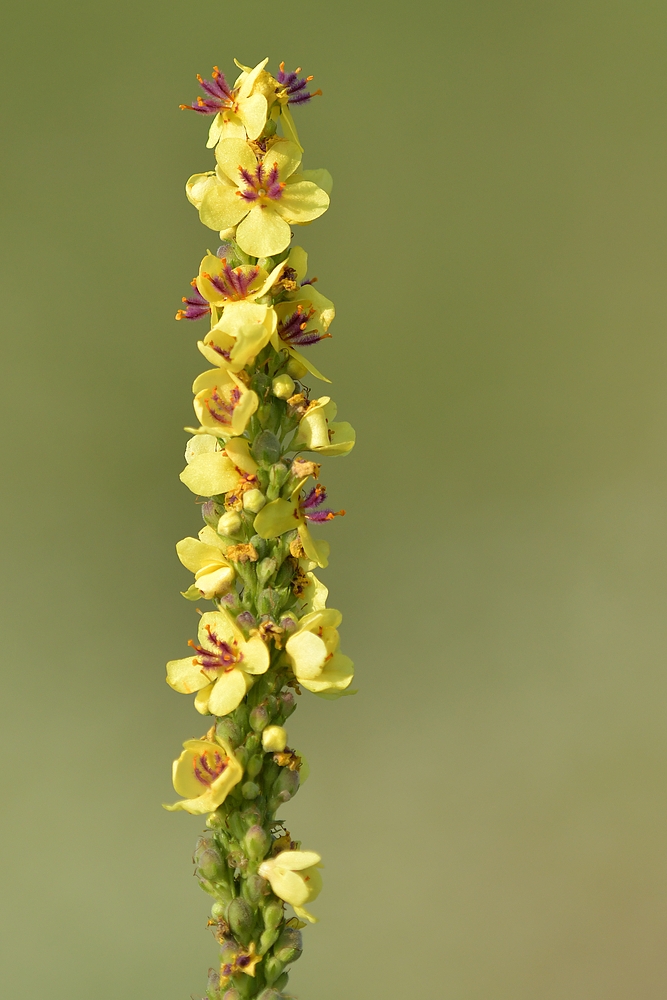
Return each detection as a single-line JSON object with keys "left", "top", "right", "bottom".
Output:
{"left": 168, "top": 56, "right": 356, "bottom": 999}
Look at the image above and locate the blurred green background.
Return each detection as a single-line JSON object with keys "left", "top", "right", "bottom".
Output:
{"left": 2, "top": 1, "right": 667, "bottom": 997}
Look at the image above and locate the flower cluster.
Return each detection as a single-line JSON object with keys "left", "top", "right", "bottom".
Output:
{"left": 166, "top": 58, "right": 355, "bottom": 1000}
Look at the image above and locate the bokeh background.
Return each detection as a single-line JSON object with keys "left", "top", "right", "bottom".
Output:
{"left": 2, "top": 1, "right": 667, "bottom": 997}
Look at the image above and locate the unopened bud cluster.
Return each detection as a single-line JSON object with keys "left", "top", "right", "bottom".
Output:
{"left": 165, "top": 57, "right": 356, "bottom": 999}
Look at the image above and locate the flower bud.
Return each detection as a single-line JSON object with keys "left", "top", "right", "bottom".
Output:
{"left": 272, "top": 374, "right": 295, "bottom": 399}
{"left": 247, "top": 753, "right": 264, "bottom": 778}
{"left": 259, "top": 928, "right": 280, "bottom": 954}
{"left": 197, "top": 847, "right": 225, "bottom": 881}
{"left": 257, "top": 557, "right": 278, "bottom": 587}
{"left": 243, "top": 824, "right": 271, "bottom": 861}
{"left": 222, "top": 991, "right": 240, "bottom": 1000}
{"left": 217, "top": 510, "right": 242, "bottom": 535}
{"left": 243, "top": 873, "right": 271, "bottom": 904}
{"left": 202, "top": 499, "right": 220, "bottom": 528}
{"left": 263, "top": 898, "right": 284, "bottom": 931}
{"left": 286, "top": 357, "right": 308, "bottom": 379}
{"left": 272, "top": 767, "right": 300, "bottom": 801}
{"left": 211, "top": 901, "right": 226, "bottom": 920}
{"left": 262, "top": 726, "right": 288, "bottom": 752}
{"left": 206, "top": 972, "right": 220, "bottom": 1000}
{"left": 256, "top": 587, "right": 283, "bottom": 618}
{"left": 249, "top": 705, "right": 269, "bottom": 732}
{"left": 273, "top": 925, "right": 303, "bottom": 965}
{"left": 216, "top": 718, "right": 242, "bottom": 748}
{"left": 242, "top": 780, "right": 260, "bottom": 800}
{"left": 278, "top": 690, "right": 297, "bottom": 720}
{"left": 273, "top": 973, "right": 289, "bottom": 991}
{"left": 228, "top": 897, "right": 254, "bottom": 944}
{"left": 245, "top": 732, "right": 260, "bottom": 753}
{"left": 243, "top": 488, "right": 266, "bottom": 513}
{"left": 252, "top": 430, "right": 282, "bottom": 466}
{"left": 263, "top": 956, "right": 285, "bottom": 986}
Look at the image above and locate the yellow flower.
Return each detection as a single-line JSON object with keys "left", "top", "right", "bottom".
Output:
{"left": 253, "top": 481, "right": 345, "bottom": 569}
{"left": 180, "top": 59, "right": 271, "bottom": 146}
{"left": 220, "top": 941, "right": 262, "bottom": 983}
{"left": 198, "top": 302, "right": 277, "bottom": 373}
{"left": 189, "top": 368, "right": 258, "bottom": 439}
{"left": 179, "top": 434, "right": 258, "bottom": 497}
{"left": 166, "top": 610, "right": 270, "bottom": 716}
{"left": 194, "top": 138, "right": 330, "bottom": 258}
{"left": 176, "top": 526, "right": 235, "bottom": 599}
{"left": 285, "top": 608, "right": 354, "bottom": 698}
{"left": 294, "top": 397, "right": 356, "bottom": 456}
{"left": 258, "top": 849, "right": 323, "bottom": 923}
{"left": 163, "top": 736, "right": 243, "bottom": 815}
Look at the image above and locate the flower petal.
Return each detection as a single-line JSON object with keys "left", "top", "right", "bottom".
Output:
{"left": 253, "top": 498, "right": 299, "bottom": 539}
{"left": 237, "top": 92, "right": 268, "bottom": 141}
{"left": 286, "top": 629, "right": 327, "bottom": 680}
{"left": 239, "top": 636, "right": 270, "bottom": 675}
{"left": 276, "top": 180, "right": 329, "bottom": 223}
{"left": 261, "top": 139, "right": 303, "bottom": 182}
{"left": 236, "top": 206, "right": 292, "bottom": 258}
{"left": 180, "top": 453, "right": 241, "bottom": 495}
{"left": 166, "top": 656, "right": 210, "bottom": 694}
{"left": 215, "top": 137, "right": 258, "bottom": 184}
{"left": 200, "top": 179, "right": 248, "bottom": 231}
{"left": 208, "top": 668, "right": 252, "bottom": 716}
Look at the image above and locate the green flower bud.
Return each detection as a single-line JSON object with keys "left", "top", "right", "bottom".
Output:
{"left": 268, "top": 462, "right": 289, "bottom": 495}
{"left": 240, "top": 803, "right": 262, "bottom": 827}
{"left": 273, "top": 973, "right": 289, "bottom": 991}
{"left": 202, "top": 499, "right": 222, "bottom": 529}
{"left": 252, "top": 430, "right": 282, "bottom": 465}
{"left": 250, "top": 372, "right": 271, "bottom": 395}
{"left": 249, "top": 705, "right": 269, "bottom": 733}
{"left": 262, "top": 898, "right": 283, "bottom": 931}
{"left": 197, "top": 847, "right": 224, "bottom": 881}
{"left": 222, "top": 991, "right": 240, "bottom": 1000}
{"left": 243, "top": 488, "right": 266, "bottom": 513}
{"left": 245, "top": 732, "right": 260, "bottom": 753}
{"left": 271, "top": 374, "right": 295, "bottom": 399}
{"left": 217, "top": 510, "right": 242, "bottom": 535}
{"left": 243, "top": 824, "right": 271, "bottom": 861}
{"left": 228, "top": 897, "right": 254, "bottom": 944}
{"left": 256, "top": 587, "right": 284, "bottom": 618}
{"left": 247, "top": 753, "right": 264, "bottom": 779}
{"left": 263, "top": 956, "right": 285, "bottom": 986}
{"left": 242, "top": 780, "right": 260, "bottom": 800}
{"left": 257, "top": 556, "right": 278, "bottom": 587}
{"left": 286, "top": 357, "right": 308, "bottom": 379}
{"left": 272, "top": 767, "right": 300, "bottom": 801}
{"left": 278, "top": 690, "right": 297, "bottom": 720}
{"left": 259, "top": 927, "right": 280, "bottom": 955}
{"left": 273, "top": 926, "right": 303, "bottom": 965}
{"left": 207, "top": 967, "right": 221, "bottom": 1000}
{"left": 216, "top": 718, "right": 242, "bottom": 749}
{"left": 243, "top": 873, "right": 271, "bottom": 905}
{"left": 211, "top": 901, "right": 226, "bottom": 920}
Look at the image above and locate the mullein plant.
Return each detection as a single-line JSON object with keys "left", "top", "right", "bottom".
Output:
{"left": 165, "top": 57, "right": 355, "bottom": 1000}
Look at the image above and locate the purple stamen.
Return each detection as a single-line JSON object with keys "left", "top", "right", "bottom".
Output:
{"left": 276, "top": 62, "right": 322, "bottom": 105}
{"left": 237, "top": 163, "right": 285, "bottom": 204}
{"left": 207, "top": 261, "right": 260, "bottom": 301}
{"left": 277, "top": 305, "right": 330, "bottom": 347}
{"left": 176, "top": 283, "right": 210, "bottom": 321}
{"left": 305, "top": 508, "right": 337, "bottom": 522}
{"left": 193, "top": 750, "right": 227, "bottom": 785}
{"left": 180, "top": 67, "right": 234, "bottom": 115}
{"left": 301, "top": 485, "right": 327, "bottom": 509}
